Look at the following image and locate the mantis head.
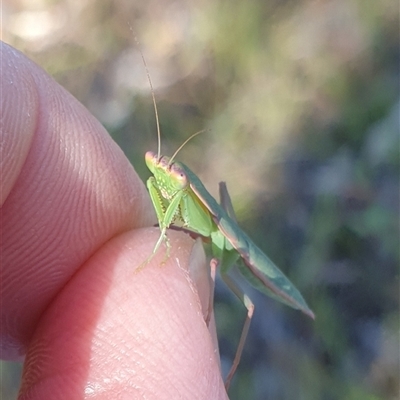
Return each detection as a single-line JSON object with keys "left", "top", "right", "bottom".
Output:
{"left": 145, "top": 151, "right": 189, "bottom": 191}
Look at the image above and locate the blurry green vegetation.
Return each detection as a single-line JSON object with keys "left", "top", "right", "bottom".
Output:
{"left": 0, "top": 361, "right": 22, "bottom": 400}
{"left": 3, "top": 0, "right": 399, "bottom": 398}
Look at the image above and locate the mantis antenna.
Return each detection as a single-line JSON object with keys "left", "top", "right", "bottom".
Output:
{"left": 133, "top": 33, "right": 208, "bottom": 165}
{"left": 169, "top": 129, "right": 208, "bottom": 165}
{"left": 134, "top": 36, "right": 162, "bottom": 159}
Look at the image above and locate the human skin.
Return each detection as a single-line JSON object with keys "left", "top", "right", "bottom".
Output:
{"left": 0, "top": 41, "right": 228, "bottom": 399}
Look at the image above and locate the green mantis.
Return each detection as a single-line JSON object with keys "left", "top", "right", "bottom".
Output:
{"left": 139, "top": 51, "right": 314, "bottom": 391}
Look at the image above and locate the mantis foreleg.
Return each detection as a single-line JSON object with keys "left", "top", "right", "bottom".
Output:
{"left": 141, "top": 177, "right": 184, "bottom": 267}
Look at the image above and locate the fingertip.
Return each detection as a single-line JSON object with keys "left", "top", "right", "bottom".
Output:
{"left": 1, "top": 42, "right": 154, "bottom": 359}
{"left": 20, "top": 229, "right": 227, "bottom": 399}
{"left": 1, "top": 42, "right": 39, "bottom": 205}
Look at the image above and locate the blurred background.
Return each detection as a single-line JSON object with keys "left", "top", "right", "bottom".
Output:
{"left": 2, "top": 0, "right": 399, "bottom": 399}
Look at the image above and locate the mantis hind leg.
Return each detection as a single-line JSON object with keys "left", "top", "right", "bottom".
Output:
{"left": 219, "top": 263, "right": 254, "bottom": 391}
{"left": 205, "top": 258, "right": 217, "bottom": 327}
{"left": 218, "top": 182, "right": 255, "bottom": 390}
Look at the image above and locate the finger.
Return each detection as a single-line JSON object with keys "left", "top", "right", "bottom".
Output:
{"left": 0, "top": 42, "right": 153, "bottom": 359}
{"left": 19, "top": 229, "right": 228, "bottom": 399}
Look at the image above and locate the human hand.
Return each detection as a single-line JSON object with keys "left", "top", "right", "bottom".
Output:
{"left": 0, "top": 41, "right": 227, "bottom": 399}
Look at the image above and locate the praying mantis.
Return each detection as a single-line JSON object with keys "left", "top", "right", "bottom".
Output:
{"left": 138, "top": 49, "right": 314, "bottom": 391}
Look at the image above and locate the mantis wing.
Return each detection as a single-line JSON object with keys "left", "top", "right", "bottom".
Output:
{"left": 180, "top": 163, "right": 315, "bottom": 319}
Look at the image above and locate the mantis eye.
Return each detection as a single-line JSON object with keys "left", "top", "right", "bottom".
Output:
{"left": 170, "top": 163, "right": 188, "bottom": 189}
